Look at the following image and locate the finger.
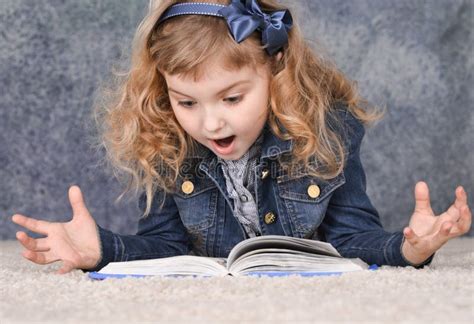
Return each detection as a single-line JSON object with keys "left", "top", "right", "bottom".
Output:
{"left": 403, "top": 227, "right": 420, "bottom": 245}
{"left": 432, "top": 221, "right": 453, "bottom": 248}
{"left": 16, "top": 231, "right": 50, "bottom": 252}
{"left": 55, "top": 261, "right": 76, "bottom": 275}
{"left": 444, "top": 204, "right": 463, "bottom": 223}
{"left": 414, "top": 181, "right": 433, "bottom": 214}
{"left": 446, "top": 205, "right": 473, "bottom": 236}
{"left": 457, "top": 205, "right": 472, "bottom": 234}
{"left": 22, "top": 249, "right": 58, "bottom": 265}
{"left": 11, "top": 214, "right": 50, "bottom": 236}
{"left": 454, "top": 186, "right": 468, "bottom": 209}
{"left": 68, "top": 186, "right": 89, "bottom": 217}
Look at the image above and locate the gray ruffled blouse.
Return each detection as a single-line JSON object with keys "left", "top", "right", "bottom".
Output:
{"left": 217, "top": 132, "right": 264, "bottom": 238}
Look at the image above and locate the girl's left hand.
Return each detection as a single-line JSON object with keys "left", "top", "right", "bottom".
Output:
{"left": 402, "top": 181, "right": 472, "bottom": 265}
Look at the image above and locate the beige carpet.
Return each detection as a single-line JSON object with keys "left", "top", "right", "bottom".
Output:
{"left": 1, "top": 237, "right": 473, "bottom": 323}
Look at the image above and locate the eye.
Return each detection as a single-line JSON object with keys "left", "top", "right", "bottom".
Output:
{"left": 224, "top": 95, "right": 243, "bottom": 105}
{"left": 177, "top": 100, "right": 196, "bottom": 108}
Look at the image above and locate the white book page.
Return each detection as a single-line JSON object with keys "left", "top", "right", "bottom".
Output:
{"left": 229, "top": 248, "right": 368, "bottom": 274}
{"left": 227, "top": 235, "right": 341, "bottom": 267}
{"left": 98, "top": 255, "right": 229, "bottom": 277}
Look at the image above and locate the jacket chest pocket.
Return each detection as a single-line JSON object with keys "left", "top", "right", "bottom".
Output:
{"left": 173, "top": 177, "right": 218, "bottom": 232}
{"left": 276, "top": 172, "right": 346, "bottom": 237}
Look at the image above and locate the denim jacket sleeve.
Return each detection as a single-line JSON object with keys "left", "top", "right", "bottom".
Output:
{"left": 319, "top": 108, "right": 435, "bottom": 268}
{"left": 81, "top": 189, "right": 190, "bottom": 272}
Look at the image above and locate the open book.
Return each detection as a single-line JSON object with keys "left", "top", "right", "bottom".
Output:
{"left": 88, "top": 235, "right": 376, "bottom": 280}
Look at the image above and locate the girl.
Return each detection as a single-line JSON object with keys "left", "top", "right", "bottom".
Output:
{"left": 11, "top": 0, "right": 472, "bottom": 275}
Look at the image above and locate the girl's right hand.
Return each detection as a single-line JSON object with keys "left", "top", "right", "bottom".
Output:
{"left": 11, "top": 185, "right": 101, "bottom": 274}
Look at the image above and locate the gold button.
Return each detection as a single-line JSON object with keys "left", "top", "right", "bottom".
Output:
{"left": 181, "top": 181, "right": 194, "bottom": 195}
{"left": 264, "top": 212, "right": 277, "bottom": 225}
{"left": 261, "top": 169, "right": 269, "bottom": 179}
{"left": 307, "top": 184, "right": 321, "bottom": 198}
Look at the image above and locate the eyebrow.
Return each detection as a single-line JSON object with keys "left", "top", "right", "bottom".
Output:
{"left": 167, "top": 80, "right": 252, "bottom": 98}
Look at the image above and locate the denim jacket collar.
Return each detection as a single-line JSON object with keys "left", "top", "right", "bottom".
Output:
{"left": 260, "top": 122, "right": 293, "bottom": 159}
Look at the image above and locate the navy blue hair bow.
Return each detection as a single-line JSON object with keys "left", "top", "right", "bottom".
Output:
{"left": 156, "top": 0, "right": 293, "bottom": 55}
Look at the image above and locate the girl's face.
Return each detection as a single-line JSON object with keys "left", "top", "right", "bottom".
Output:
{"left": 164, "top": 58, "right": 271, "bottom": 161}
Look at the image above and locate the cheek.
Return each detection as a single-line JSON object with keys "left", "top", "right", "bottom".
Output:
{"left": 234, "top": 106, "right": 268, "bottom": 136}
{"left": 171, "top": 104, "right": 187, "bottom": 123}
{"left": 245, "top": 92, "right": 269, "bottom": 122}
{"left": 251, "top": 81, "right": 270, "bottom": 112}
{"left": 172, "top": 107, "right": 195, "bottom": 132}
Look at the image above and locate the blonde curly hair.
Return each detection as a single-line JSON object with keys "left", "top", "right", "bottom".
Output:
{"left": 92, "top": 0, "right": 384, "bottom": 217}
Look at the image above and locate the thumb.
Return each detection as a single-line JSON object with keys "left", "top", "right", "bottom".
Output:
{"left": 68, "top": 185, "right": 90, "bottom": 218}
{"left": 414, "top": 181, "right": 433, "bottom": 214}
{"left": 403, "top": 226, "right": 420, "bottom": 246}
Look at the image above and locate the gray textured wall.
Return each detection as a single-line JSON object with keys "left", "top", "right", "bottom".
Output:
{"left": 2, "top": 0, "right": 472, "bottom": 240}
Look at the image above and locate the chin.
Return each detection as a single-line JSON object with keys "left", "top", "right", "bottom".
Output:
{"left": 214, "top": 151, "right": 238, "bottom": 161}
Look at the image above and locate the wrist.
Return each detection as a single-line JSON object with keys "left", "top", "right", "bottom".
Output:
{"left": 401, "top": 237, "right": 432, "bottom": 266}
{"left": 80, "top": 223, "right": 107, "bottom": 272}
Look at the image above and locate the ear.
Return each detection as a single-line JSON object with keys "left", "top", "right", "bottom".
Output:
{"left": 269, "top": 51, "right": 283, "bottom": 76}
{"left": 275, "top": 51, "right": 283, "bottom": 61}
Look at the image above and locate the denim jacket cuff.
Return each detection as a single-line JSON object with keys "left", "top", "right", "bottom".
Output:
{"left": 80, "top": 224, "right": 119, "bottom": 273}
{"left": 385, "top": 231, "right": 435, "bottom": 268}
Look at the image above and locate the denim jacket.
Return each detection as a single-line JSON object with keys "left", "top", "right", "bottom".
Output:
{"left": 84, "top": 105, "right": 435, "bottom": 272}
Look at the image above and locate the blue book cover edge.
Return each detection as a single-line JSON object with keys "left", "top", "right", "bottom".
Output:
{"left": 87, "top": 264, "right": 378, "bottom": 280}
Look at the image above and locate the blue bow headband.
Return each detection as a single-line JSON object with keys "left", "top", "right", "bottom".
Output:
{"left": 156, "top": 0, "right": 293, "bottom": 55}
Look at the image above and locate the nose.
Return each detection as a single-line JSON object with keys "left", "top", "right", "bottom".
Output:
{"left": 203, "top": 107, "right": 225, "bottom": 134}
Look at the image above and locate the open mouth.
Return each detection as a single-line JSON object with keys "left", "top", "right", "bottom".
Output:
{"left": 214, "top": 135, "right": 235, "bottom": 148}
{"left": 210, "top": 135, "right": 236, "bottom": 155}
